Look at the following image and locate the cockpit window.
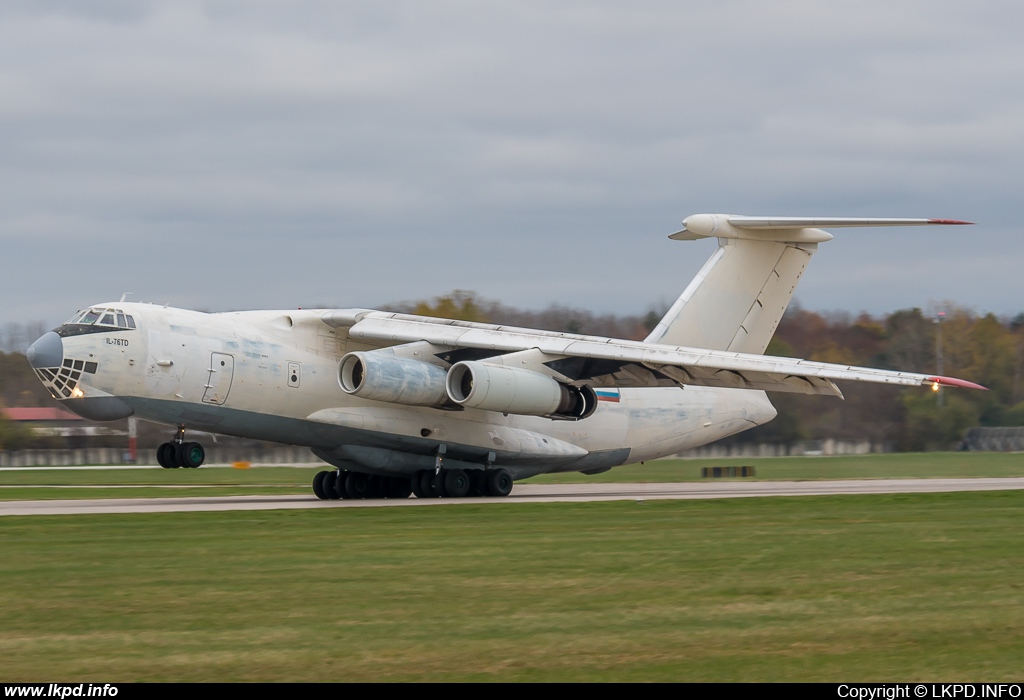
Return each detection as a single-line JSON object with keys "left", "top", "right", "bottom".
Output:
{"left": 60, "top": 308, "right": 136, "bottom": 331}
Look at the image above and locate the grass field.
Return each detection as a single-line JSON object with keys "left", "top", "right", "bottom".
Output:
{"left": 1, "top": 452, "right": 1023, "bottom": 501}
{"left": 1, "top": 490, "right": 1023, "bottom": 681}
{"left": 531, "top": 451, "right": 1024, "bottom": 483}
{"left": 0, "top": 465, "right": 313, "bottom": 501}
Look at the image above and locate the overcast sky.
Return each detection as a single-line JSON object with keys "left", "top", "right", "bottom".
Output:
{"left": 2, "top": 1, "right": 1023, "bottom": 328}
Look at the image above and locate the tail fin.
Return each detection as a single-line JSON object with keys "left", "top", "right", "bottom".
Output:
{"left": 645, "top": 214, "right": 972, "bottom": 354}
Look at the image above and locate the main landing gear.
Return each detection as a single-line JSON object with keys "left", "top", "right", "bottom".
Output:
{"left": 311, "top": 467, "right": 514, "bottom": 500}
{"left": 156, "top": 426, "right": 206, "bottom": 469}
{"left": 312, "top": 471, "right": 412, "bottom": 500}
{"left": 410, "top": 468, "right": 513, "bottom": 498}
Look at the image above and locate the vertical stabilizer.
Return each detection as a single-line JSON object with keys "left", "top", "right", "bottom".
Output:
{"left": 645, "top": 214, "right": 971, "bottom": 354}
{"left": 646, "top": 235, "right": 816, "bottom": 354}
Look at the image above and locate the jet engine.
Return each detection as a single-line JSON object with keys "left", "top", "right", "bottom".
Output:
{"left": 339, "top": 351, "right": 449, "bottom": 407}
{"left": 446, "top": 361, "right": 597, "bottom": 419}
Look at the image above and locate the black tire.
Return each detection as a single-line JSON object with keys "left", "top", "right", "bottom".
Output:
{"left": 443, "top": 469, "right": 470, "bottom": 498}
{"left": 312, "top": 471, "right": 329, "bottom": 500}
{"left": 468, "top": 470, "right": 486, "bottom": 497}
{"left": 166, "top": 442, "right": 181, "bottom": 468}
{"left": 419, "top": 471, "right": 438, "bottom": 498}
{"left": 336, "top": 471, "right": 354, "bottom": 499}
{"left": 322, "top": 471, "right": 340, "bottom": 500}
{"left": 345, "top": 472, "right": 369, "bottom": 499}
{"left": 485, "top": 468, "right": 514, "bottom": 497}
{"left": 172, "top": 442, "right": 188, "bottom": 469}
{"left": 389, "top": 478, "right": 413, "bottom": 499}
{"left": 166, "top": 442, "right": 183, "bottom": 468}
{"left": 367, "top": 475, "right": 386, "bottom": 499}
{"left": 434, "top": 471, "right": 449, "bottom": 498}
{"left": 410, "top": 470, "right": 427, "bottom": 498}
{"left": 156, "top": 442, "right": 174, "bottom": 469}
{"left": 180, "top": 442, "right": 205, "bottom": 468}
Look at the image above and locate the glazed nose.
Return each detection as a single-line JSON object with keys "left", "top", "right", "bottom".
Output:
{"left": 26, "top": 331, "right": 63, "bottom": 369}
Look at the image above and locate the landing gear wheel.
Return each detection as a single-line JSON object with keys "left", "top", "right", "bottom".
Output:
{"left": 419, "top": 471, "right": 439, "bottom": 498}
{"left": 312, "top": 471, "right": 329, "bottom": 500}
{"left": 389, "top": 478, "right": 413, "bottom": 499}
{"left": 168, "top": 442, "right": 183, "bottom": 468}
{"left": 172, "top": 442, "right": 186, "bottom": 468}
{"left": 434, "top": 472, "right": 449, "bottom": 498}
{"left": 367, "top": 476, "right": 386, "bottom": 499}
{"left": 180, "top": 442, "right": 205, "bottom": 468}
{"left": 345, "top": 472, "right": 370, "bottom": 499}
{"left": 485, "top": 468, "right": 514, "bottom": 497}
{"left": 156, "top": 442, "right": 177, "bottom": 469}
{"left": 410, "top": 471, "right": 427, "bottom": 498}
{"left": 468, "top": 470, "right": 486, "bottom": 497}
{"left": 322, "top": 471, "right": 341, "bottom": 500}
{"left": 335, "top": 471, "right": 354, "bottom": 499}
{"left": 443, "top": 469, "right": 470, "bottom": 498}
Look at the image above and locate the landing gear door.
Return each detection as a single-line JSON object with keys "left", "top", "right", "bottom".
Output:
{"left": 203, "top": 353, "right": 234, "bottom": 405}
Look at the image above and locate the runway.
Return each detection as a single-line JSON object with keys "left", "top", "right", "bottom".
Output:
{"left": 2, "top": 477, "right": 1023, "bottom": 516}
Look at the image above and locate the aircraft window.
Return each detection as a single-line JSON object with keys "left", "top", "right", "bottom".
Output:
{"left": 59, "top": 307, "right": 136, "bottom": 330}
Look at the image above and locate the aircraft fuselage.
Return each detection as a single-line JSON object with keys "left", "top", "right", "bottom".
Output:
{"left": 29, "top": 302, "right": 777, "bottom": 479}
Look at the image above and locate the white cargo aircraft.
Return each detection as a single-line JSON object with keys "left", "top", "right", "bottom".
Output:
{"left": 26, "top": 214, "right": 983, "bottom": 499}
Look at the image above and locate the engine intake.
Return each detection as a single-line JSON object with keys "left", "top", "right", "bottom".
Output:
{"left": 446, "top": 361, "right": 597, "bottom": 420}
{"left": 339, "top": 352, "right": 449, "bottom": 407}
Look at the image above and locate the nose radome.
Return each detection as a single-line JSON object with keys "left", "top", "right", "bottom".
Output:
{"left": 26, "top": 331, "right": 63, "bottom": 369}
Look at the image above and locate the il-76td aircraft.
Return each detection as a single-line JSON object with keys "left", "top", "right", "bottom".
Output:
{"left": 26, "top": 214, "right": 983, "bottom": 499}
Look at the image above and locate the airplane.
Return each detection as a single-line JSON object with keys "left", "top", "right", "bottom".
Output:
{"left": 24, "top": 213, "right": 983, "bottom": 500}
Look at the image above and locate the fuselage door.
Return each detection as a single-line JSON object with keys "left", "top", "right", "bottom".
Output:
{"left": 203, "top": 353, "right": 235, "bottom": 405}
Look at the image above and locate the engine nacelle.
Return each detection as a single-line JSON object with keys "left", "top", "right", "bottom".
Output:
{"left": 446, "top": 361, "right": 597, "bottom": 419}
{"left": 339, "top": 351, "right": 449, "bottom": 407}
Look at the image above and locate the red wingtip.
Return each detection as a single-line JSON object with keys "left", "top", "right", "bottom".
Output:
{"left": 927, "top": 376, "right": 988, "bottom": 391}
{"left": 928, "top": 219, "right": 974, "bottom": 225}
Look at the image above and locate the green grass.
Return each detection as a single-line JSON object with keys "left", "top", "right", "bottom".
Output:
{"left": 530, "top": 451, "right": 1024, "bottom": 483}
{"left": 0, "top": 466, "right": 318, "bottom": 485}
{"left": 0, "top": 486, "right": 309, "bottom": 500}
{"left": 0, "top": 466, "right": 320, "bottom": 500}
{"left": 1, "top": 491, "right": 1023, "bottom": 681}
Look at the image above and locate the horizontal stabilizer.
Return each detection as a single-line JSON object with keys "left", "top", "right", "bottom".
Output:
{"left": 726, "top": 216, "right": 973, "bottom": 229}
{"left": 670, "top": 213, "right": 973, "bottom": 242}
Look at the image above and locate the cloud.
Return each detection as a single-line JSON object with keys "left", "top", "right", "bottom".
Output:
{"left": 1, "top": 1, "right": 1023, "bottom": 326}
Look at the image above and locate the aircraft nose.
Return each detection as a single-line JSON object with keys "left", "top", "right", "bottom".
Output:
{"left": 26, "top": 331, "right": 63, "bottom": 369}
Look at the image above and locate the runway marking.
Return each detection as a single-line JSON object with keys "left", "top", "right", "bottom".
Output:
{"left": 1, "top": 477, "right": 1022, "bottom": 516}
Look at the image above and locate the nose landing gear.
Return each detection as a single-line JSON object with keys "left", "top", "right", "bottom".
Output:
{"left": 156, "top": 426, "right": 206, "bottom": 469}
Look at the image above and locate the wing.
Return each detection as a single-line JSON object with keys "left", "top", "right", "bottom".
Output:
{"left": 323, "top": 310, "right": 984, "bottom": 398}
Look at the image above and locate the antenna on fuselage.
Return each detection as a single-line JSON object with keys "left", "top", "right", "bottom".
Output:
{"left": 119, "top": 292, "right": 134, "bottom": 302}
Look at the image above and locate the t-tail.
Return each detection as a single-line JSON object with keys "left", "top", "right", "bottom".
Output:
{"left": 644, "top": 214, "right": 972, "bottom": 353}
